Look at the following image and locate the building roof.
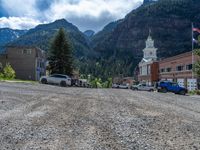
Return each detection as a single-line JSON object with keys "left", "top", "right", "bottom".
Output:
{"left": 0, "top": 46, "right": 46, "bottom": 55}
{"left": 159, "top": 51, "right": 193, "bottom": 63}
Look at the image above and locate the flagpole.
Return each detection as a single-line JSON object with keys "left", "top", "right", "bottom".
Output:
{"left": 192, "top": 22, "right": 194, "bottom": 79}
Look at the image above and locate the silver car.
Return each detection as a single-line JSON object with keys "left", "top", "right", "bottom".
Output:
{"left": 40, "top": 74, "right": 71, "bottom": 87}
{"left": 131, "top": 84, "right": 155, "bottom": 92}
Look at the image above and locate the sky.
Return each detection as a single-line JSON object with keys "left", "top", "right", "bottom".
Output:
{"left": 0, "top": 0, "right": 143, "bottom": 32}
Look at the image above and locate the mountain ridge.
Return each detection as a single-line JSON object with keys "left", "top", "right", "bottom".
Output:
{"left": 9, "top": 19, "right": 93, "bottom": 58}
{"left": 0, "top": 28, "right": 27, "bottom": 47}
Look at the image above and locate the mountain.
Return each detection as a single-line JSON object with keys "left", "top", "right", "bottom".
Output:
{"left": 0, "top": 28, "right": 27, "bottom": 46}
{"left": 10, "top": 19, "right": 92, "bottom": 58}
{"left": 91, "top": 20, "right": 122, "bottom": 49}
{"left": 91, "top": 0, "right": 200, "bottom": 79}
{"left": 84, "top": 30, "right": 95, "bottom": 38}
{"left": 143, "top": 0, "right": 157, "bottom": 5}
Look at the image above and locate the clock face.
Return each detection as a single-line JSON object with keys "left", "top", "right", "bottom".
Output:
{"left": 150, "top": 52, "right": 153, "bottom": 55}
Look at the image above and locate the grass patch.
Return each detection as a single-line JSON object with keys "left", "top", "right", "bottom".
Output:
{"left": 188, "top": 90, "right": 200, "bottom": 95}
{"left": 0, "top": 78, "right": 38, "bottom": 84}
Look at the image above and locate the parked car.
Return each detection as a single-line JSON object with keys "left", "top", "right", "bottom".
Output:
{"left": 157, "top": 81, "right": 188, "bottom": 95}
{"left": 112, "top": 84, "right": 129, "bottom": 89}
{"left": 131, "top": 84, "right": 155, "bottom": 92}
{"left": 112, "top": 84, "right": 119, "bottom": 88}
{"left": 40, "top": 74, "right": 72, "bottom": 87}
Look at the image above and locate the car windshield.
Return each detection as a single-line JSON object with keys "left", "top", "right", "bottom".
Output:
{"left": 172, "top": 83, "right": 178, "bottom": 86}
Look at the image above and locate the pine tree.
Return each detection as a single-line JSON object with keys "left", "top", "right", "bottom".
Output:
{"left": 48, "top": 28, "right": 73, "bottom": 75}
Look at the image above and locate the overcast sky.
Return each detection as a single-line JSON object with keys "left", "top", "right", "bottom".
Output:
{"left": 0, "top": 0, "right": 143, "bottom": 32}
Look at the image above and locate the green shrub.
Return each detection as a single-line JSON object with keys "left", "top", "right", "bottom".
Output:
{"left": 189, "top": 90, "right": 200, "bottom": 95}
{"left": 0, "top": 73, "right": 4, "bottom": 79}
{"left": 196, "top": 90, "right": 200, "bottom": 95}
{"left": 2, "top": 63, "right": 16, "bottom": 80}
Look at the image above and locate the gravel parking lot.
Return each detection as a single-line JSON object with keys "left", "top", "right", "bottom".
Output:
{"left": 0, "top": 82, "right": 200, "bottom": 150}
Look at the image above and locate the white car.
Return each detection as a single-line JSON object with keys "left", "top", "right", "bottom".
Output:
{"left": 131, "top": 84, "right": 155, "bottom": 92}
{"left": 40, "top": 74, "right": 72, "bottom": 87}
{"left": 112, "top": 84, "right": 129, "bottom": 89}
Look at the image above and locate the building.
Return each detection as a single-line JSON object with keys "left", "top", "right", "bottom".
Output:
{"left": 0, "top": 46, "right": 46, "bottom": 81}
{"left": 138, "top": 31, "right": 159, "bottom": 86}
{"left": 159, "top": 51, "right": 200, "bottom": 90}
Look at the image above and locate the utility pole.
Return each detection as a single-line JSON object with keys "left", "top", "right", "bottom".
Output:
{"left": 192, "top": 22, "right": 194, "bottom": 79}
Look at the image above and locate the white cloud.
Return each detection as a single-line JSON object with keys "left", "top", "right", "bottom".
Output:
{"left": 0, "top": 17, "right": 42, "bottom": 29}
{"left": 46, "top": 0, "right": 142, "bottom": 21}
{"left": 0, "top": 0, "right": 143, "bottom": 31}
{"left": 1, "top": 0, "right": 38, "bottom": 18}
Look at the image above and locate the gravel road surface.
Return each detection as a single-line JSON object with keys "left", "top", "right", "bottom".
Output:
{"left": 0, "top": 82, "right": 200, "bottom": 150}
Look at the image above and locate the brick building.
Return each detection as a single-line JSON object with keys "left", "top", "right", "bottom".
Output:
{"left": 159, "top": 51, "right": 200, "bottom": 90}
{"left": 0, "top": 46, "right": 47, "bottom": 81}
{"left": 138, "top": 30, "right": 159, "bottom": 86}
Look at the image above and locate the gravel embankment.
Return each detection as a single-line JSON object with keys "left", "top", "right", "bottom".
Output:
{"left": 0, "top": 82, "right": 200, "bottom": 150}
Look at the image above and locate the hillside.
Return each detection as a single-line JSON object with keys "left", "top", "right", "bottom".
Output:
{"left": 91, "top": 0, "right": 200, "bottom": 79}
{"left": 84, "top": 30, "right": 95, "bottom": 39}
{"left": 0, "top": 28, "right": 27, "bottom": 46}
{"left": 10, "top": 19, "right": 92, "bottom": 58}
{"left": 91, "top": 20, "right": 122, "bottom": 49}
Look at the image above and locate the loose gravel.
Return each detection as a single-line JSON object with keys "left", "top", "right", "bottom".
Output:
{"left": 0, "top": 82, "right": 200, "bottom": 150}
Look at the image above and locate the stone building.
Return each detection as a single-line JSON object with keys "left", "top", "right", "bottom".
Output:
{"left": 138, "top": 31, "right": 159, "bottom": 86}
{"left": 0, "top": 46, "right": 47, "bottom": 81}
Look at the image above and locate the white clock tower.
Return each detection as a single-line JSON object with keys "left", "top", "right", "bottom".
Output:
{"left": 143, "top": 30, "right": 157, "bottom": 61}
{"left": 138, "top": 29, "right": 158, "bottom": 86}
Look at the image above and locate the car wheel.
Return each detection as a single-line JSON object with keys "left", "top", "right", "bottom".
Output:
{"left": 179, "top": 90, "right": 186, "bottom": 95}
{"left": 149, "top": 89, "right": 154, "bottom": 92}
{"left": 41, "top": 78, "right": 47, "bottom": 84}
{"left": 60, "top": 81, "right": 67, "bottom": 87}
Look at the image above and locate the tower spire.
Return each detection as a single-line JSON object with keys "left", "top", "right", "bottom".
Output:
{"left": 148, "top": 28, "right": 152, "bottom": 39}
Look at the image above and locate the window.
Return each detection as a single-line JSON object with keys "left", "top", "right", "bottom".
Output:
{"left": 50, "top": 74, "right": 67, "bottom": 79}
{"left": 22, "top": 49, "right": 32, "bottom": 55}
{"left": 186, "top": 64, "right": 192, "bottom": 70}
{"left": 171, "top": 83, "right": 178, "bottom": 87}
{"left": 147, "top": 65, "right": 151, "bottom": 75}
{"left": 176, "top": 65, "right": 184, "bottom": 71}
{"left": 140, "top": 67, "right": 142, "bottom": 75}
{"left": 160, "top": 68, "right": 165, "bottom": 73}
{"left": 166, "top": 68, "right": 172, "bottom": 72}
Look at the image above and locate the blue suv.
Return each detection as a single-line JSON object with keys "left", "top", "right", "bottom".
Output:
{"left": 157, "top": 81, "right": 188, "bottom": 95}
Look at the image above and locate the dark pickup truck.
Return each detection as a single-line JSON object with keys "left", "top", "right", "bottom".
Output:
{"left": 157, "top": 81, "right": 188, "bottom": 95}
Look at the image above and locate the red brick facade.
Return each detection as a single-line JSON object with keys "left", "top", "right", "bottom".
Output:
{"left": 159, "top": 51, "right": 200, "bottom": 90}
